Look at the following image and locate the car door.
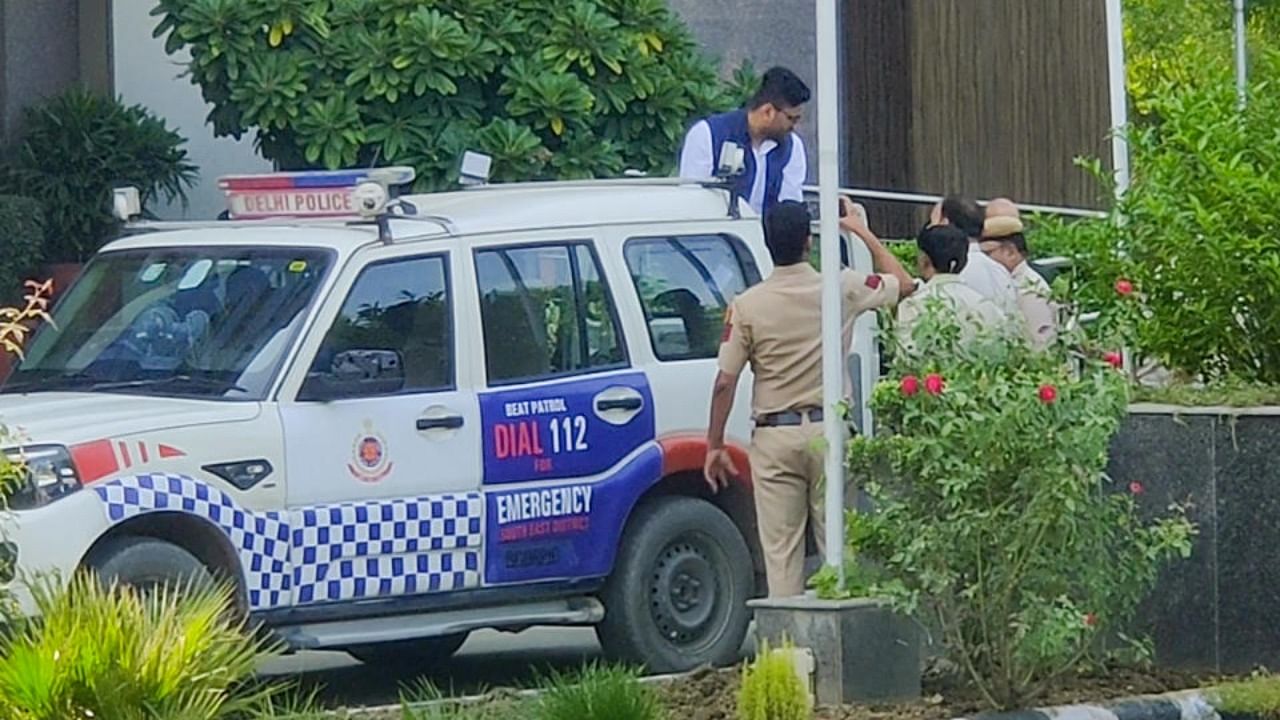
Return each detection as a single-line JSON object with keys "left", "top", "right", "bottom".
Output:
{"left": 278, "top": 242, "right": 483, "bottom": 606}
{"left": 467, "top": 238, "right": 660, "bottom": 586}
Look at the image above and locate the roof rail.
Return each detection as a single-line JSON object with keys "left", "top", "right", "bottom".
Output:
{"left": 458, "top": 176, "right": 737, "bottom": 193}
{"left": 119, "top": 212, "right": 458, "bottom": 238}
{"left": 802, "top": 185, "right": 1108, "bottom": 220}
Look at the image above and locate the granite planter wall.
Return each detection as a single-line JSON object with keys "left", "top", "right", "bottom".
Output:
{"left": 1112, "top": 405, "right": 1280, "bottom": 673}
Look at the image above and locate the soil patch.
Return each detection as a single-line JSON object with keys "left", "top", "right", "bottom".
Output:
{"left": 658, "top": 665, "right": 1228, "bottom": 720}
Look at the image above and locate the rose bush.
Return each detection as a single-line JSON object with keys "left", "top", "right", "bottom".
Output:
{"left": 845, "top": 314, "right": 1195, "bottom": 709}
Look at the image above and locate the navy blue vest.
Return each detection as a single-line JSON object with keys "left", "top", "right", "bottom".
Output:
{"left": 705, "top": 109, "right": 794, "bottom": 213}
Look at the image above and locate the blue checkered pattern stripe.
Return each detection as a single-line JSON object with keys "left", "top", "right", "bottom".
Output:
{"left": 93, "top": 474, "right": 484, "bottom": 611}
{"left": 292, "top": 496, "right": 482, "bottom": 605}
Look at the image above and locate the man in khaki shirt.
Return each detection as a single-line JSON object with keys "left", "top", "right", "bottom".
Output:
{"left": 703, "top": 199, "right": 913, "bottom": 598}
{"left": 980, "top": 199, "right": 1058, "bottom": 350}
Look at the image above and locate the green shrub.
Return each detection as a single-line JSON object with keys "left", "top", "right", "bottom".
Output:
{"left": 1, "top": 88, "right": 197, "bottom": 262}
{"left": 152, "top": 0, "right": 755, "bottom": 188}
{"left": 1032, "top": 76, "right": 1280, "bottom": 384}
{"left": 737, "top": 639, "right": 810, "bottom": 720}
{"left": 0, "top": 196, "right": 44, "bottom": 304}
{"left": 847, "top": 313, "right": 1195, "bottom": 709}
{"left": 534, "top": 663, "right": 665, "bottom": 720}
{"left": 0, "top": 574, "right": 279, "bottom": 719}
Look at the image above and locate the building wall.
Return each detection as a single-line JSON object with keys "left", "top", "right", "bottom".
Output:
{"left": 0, "top": 0, "right": 81, "bottom": 145}
{"left": 111, "top": 1, "right": 269, "bottom": 220}
{"left": 844, "top": 0, "right": 1113, "bottom": 235}
{"left": 668, "top": 0, "right": 820, "bottom": 183}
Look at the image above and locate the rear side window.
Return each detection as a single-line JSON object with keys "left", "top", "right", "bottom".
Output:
{"left": 476, "top": 242, "right": 627, "bottom": 385}
{"left": 624, "top": 235, "right": 760, "bottom": 361}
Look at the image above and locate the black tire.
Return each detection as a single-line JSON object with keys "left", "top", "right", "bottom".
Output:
{"left": 85, "top": 537, "right": 216, "bottom": 595}
{"left": 595, "top": 496, "right": 752, "bottom": 673}
{"left": 346, "top": 632, "right": 471, "bottom": 667}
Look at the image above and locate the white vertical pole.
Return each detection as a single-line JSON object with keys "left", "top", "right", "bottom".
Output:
{"left": 816, "top": 0, "right": 845, "bottom": 585}
{"left": 1104, "top": 0, "right": 1132, "bottom": 197}
{"left": 1235, "top": 0, "right": 1249, "bottom": 109}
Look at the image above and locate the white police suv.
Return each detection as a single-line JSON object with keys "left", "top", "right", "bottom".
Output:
{"left": 0, "top": 165, "right": 878, "bottom": 672}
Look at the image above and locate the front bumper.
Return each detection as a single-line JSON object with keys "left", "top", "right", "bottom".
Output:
{"left": 0, "top": 489, "right": 111, "bottom": 615}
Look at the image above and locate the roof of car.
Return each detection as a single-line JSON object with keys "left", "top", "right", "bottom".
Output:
{"left": 104, "top": 180, "right": 754, "bottom": 255}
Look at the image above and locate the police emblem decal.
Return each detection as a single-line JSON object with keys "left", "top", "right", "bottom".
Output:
{"left": 347, "top": 419, "right": 393, "bottom": 483}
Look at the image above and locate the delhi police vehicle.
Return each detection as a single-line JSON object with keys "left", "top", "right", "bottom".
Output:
{"left": 0, "top": 160, "right": 880, "bottom": 672}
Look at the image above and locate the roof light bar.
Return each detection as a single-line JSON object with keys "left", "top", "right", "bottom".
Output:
{"left": 217, "top": 166, "right": 416, "bottom": 220}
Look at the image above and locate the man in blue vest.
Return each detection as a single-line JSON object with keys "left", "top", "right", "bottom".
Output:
{"left": 679, "top": 66, "right": 811, "bottom": 215}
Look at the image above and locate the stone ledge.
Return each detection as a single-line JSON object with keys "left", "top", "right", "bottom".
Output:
{"left": 747, "top": 593, "right": 892, "bottom": 612}
{"left": 1128, "top": 403, "right": 1280, "bottom": 416}
{"left": 959, "top": 689, "right": 1222, "bottom": 720}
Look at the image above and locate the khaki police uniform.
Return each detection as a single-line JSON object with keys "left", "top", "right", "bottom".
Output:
{"left": 895, "top": 274, "right": 1008, "bottom": 354}
{"left": 717, "top": 263, "right": 900, "bottom": 597}
{"left": 1011, "top": 261, "right": 1057, "bottom": 350}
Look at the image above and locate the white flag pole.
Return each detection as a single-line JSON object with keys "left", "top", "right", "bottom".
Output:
{"left": 1235, "top": 0, "right": 1249, "bottom": 109}
{"left": 816, "top": 0, "right": 845, "bottom": 586}
{"left": 1104, "top": 0, "right": 1131, "bottom": 197}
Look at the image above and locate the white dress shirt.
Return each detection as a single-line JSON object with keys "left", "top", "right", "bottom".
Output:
{"left": 678, "top": 120, "right": 807, "bottom": 214}
{"left": 959, "top": 244, "right": 1020, "bottom": 318}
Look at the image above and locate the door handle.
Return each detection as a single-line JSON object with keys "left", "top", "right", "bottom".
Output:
{"left": 596, "top": 397, "right": 642, "bottom": 412}
{"left": 417, "top": 415, "right": 464, "bottom": 431}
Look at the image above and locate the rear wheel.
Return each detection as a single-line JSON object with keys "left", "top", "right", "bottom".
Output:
{"left": 596, "top": 496, "right": 752, "bottom": 673}
{"left": 346, "top": 632, "right": 471, "bottom": 668}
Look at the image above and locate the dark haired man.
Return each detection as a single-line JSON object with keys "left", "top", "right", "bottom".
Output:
{"left": 895, "top": 224, "right": 1005, "bottom": 354}
{"left": 703, "top": 198, "right": 912, "bottom": 598}
{"left": 929, "top": 195, "right": 1019, "bottom": 318}
{"left": 679, "top": 66, "right": 811, "bottom": 214}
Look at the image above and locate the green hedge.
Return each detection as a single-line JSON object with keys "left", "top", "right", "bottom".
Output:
{"left": 0, "top": 195, "right": 45, "bottom": 304}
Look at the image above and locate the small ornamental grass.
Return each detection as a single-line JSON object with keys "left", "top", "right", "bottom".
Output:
{"left": 533, "top": 663, "right": 665, "bottom": 720}
{"left": 0, "top": 573, "right": 279, "bottom": 720}
{"left": 738, "top": 639, "right": 810, "bottom": 720}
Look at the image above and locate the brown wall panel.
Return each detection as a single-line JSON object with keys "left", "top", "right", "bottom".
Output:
{"left": 842, "top": 0, "right": 1112, "bottom": 236}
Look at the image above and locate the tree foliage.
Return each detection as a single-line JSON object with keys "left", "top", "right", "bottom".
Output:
{"left": 153, "top": 0, "right": 756, "bottom": 190}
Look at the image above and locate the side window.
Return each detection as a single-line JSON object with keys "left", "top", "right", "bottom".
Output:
{"left": 624, "top": 234, "right": 760, "bottom": 361}
{"left": 476, "top": 242, "right": 626, "bottom": 385}
{"left": 306, "top": 255, "right": 453, "bottom": 396}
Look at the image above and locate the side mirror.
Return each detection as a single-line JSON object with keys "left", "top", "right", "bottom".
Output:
{"left": 298, "top": 349, "right": 405, "bottom": 401}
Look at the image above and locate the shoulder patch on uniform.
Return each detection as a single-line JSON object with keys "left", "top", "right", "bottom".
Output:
{"left": 720, "top": 306, "right": 734, "bottom": 343}
{"left": 865, "top": 274, "right": 883, "bottom": 289}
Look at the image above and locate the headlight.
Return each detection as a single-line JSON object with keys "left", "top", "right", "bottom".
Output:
{"left": 2, "top": 445, "right": 81, "bottom": 509}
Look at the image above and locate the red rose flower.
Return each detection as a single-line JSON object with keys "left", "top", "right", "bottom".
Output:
{"left": 1103, "top": 351, "right": 1124, "bottom": 369}
{"left": 924, "top": 374, "right": 945, "bottom": 396}
{"left": 1129, "top": 481, "right": 1145, "bottom": 495}
{"left": 900, "top": 375, "right": 920, "bottom": 396}
{"left": 1115, "top": 278, "right": 1134, "bottom": 296}
{"left": 1084, "top": 613, "right": 1098, "bottom": 628}
{"left": 1038, "top": 384, "right": 1058, "bottom": 404}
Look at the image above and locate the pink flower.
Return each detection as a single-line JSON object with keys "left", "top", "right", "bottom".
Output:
{"left": 924, "top": 374, "right": 945, "bottom": 396}
{"left": 900, "top": 375, "right": 920, "bottom": 397}
{"left": 1115, "top": 278, "right": 1134, "bottom": 296}
{"left": 1038, "top": 385, "right": 1058, "bottom": 404}
{"left": 1103, "top": 352, "right": 1124, "bottom": 369}
{"left": 1129, "top": 481, "right": 1145, "bottom": 495}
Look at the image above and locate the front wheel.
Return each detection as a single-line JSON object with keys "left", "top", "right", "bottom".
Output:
{"left": 595, "top": 496, "right": 752, "bottom": 673}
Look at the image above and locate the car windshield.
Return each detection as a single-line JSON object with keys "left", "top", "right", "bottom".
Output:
{"left": 3, "top": 246, "right": 334, "bottom": 400}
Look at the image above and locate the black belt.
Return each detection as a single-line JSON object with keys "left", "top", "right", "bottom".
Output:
{"left": 755, "top": 408, "right": 824, "bottom": 427}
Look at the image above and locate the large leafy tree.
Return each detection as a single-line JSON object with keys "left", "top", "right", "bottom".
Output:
{"left": 153, "top": 0, "right": 755, "bottom": 190}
